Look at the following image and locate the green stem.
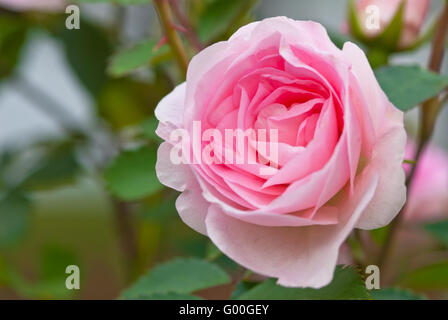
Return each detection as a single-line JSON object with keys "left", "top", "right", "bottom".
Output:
{"left": 14, "top": 74, "right": 140, "bottom": 283}
{"left": 154, "top": 0, "right": 189, "bottom": 77}
{"left": 377, "top": 1, "right": 448, "bottom": 283}
{"left": 112, "top": 199, "right": 139, "bottom": 283}
{"left": 169, "top": 0, "right": 204, "bottom": 52}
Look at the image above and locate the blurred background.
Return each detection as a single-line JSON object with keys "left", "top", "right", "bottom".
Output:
{"left": 0, "top": 0, "right": 447, "bottom": 299}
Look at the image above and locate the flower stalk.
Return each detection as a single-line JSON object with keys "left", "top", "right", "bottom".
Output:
{"left": 154, "top": 0, "right": 189, "bottom": 77}
{"left": 169, "top": 0, "right": 204, "bottom": 52}
{"left": 377, "top": 1, "right": 448, "bottom": 282}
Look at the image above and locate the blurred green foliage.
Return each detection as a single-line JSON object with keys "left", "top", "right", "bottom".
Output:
{"left": 121, "top": 258, "right": 230, "bottom": 299}
{"left": 234, "top": 266, "right": 369, "bottom": 300}
{"left": 369, "top": 288, "right": 425, "bottom": 300}
{"left": 104, "top": 145, "right": 162, "bottom": 200}
{"left": 375, "top": 65, "right": 448, "bottom": 111}
{"left": 0, "top": 15, "right": 28, "bottom": 80}
{"left": 0, "top": 192, "right": 31, "bottom": 248}
{"left": 425, "top": 220, "right": 448, "bottom": 246}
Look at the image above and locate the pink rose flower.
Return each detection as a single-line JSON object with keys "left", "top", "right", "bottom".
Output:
{"left": 404, "top": 142, "right": 448, "bottom": 222}
{"left": 0, "top": 0, "right": 65, "bottom": 12}
{"left": 355, "top": 0, "right": 430, "bottom": 48}
{"left": 155, "top": 17, "right": 406, "bottom": 288}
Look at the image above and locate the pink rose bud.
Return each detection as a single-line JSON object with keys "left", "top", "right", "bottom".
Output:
{"left": 355, "top": 0, "right": 430, "bottom": 48}
{"left": 404, "top": 142, "right": 448, "bottom": 222}
{"left": 0, "top": 0, "right": 65, "bottom": 12}
{"left": 155, "top": 17, "right": 406, "bottom": 288}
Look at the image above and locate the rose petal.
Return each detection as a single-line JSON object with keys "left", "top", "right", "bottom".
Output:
{"left": 206, "top": 169, "right": 379, "bottom": 288}
{"left": 355, "top": 126, "right": 406, "bottom": 229}
{"left": 155, "top": 83, "right": 187, "bottom": 141}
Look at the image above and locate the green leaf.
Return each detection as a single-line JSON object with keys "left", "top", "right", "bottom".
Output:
{"left": 197, "top": 0, "right": 257, "bottom": 42}
{"left": 400, "top": 261, "right": 448, "bottom": 290}
{"left": 237, "top": 266, "right": 369, "bottom": 300}
{"left": 0, "top": 16, "right": 28, "bottom": 80}
{"left": 370, "top": 288, "right": 425, "bottom": 300}
{"left": 108, "top": 41, "right": 170, "bottom": 77}
{"left": 139, "top": 192, "right": 177, "bottom": 222}
{"left": 57, "top": 19, "right": 111, "bottom": 96}
{"left": 0, "top": 192, "right": 31, "bottom": 248}
{"left": 97, "top": 71, "right": 171, "bottom": 130}
{"left": 121, "top": 258, "right": 231, "bottom": 299}
{"left": 104, "top": 145, "right": 163, "bottom": 200}
{"left": 425, "top": 220, "right": 448, "bottom": 246}
{"left": 97, "top": 79, "right": 162, "bottom": 129}
{"left": 135, "top": 293, "right": 204, "bottom": 300}
{"left": 375, "top": 65, "right": 448, "bottom": 111}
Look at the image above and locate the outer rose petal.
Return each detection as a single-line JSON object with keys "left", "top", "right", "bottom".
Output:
{"left": 175, "top": 182, "right": 209, "bottom": 235}
{"left": 156, "top": 142, "right": 209, "bottom": 235}
{"left": 184, "top": 41, "right": 235, "bottom": 126}
{"left": 155, "top": 84, "right": 209, "bottom": 235}
{"left": 206, "top": 169, "right": 379, "bottom": 288}
{"left": 342, "top": 42, "right": 406, "bottom": 229}
{"left": 155, "top": 83, "right": 191, "bottom": 191}
{"left": 156, "top": 142, "right": 191, "bottom": 192}
{"left": 155, "top": 83, "right": 186, "bottom": 141}
{"left": 355, "top": 127, "right": 406, "bottom": 229}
